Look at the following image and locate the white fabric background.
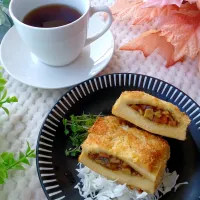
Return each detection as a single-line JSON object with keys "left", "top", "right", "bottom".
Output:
{"left": 0, "top": 0, "right": 200, "bottom": 199}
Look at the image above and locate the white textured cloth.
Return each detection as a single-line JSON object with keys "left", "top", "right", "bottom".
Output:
{"left": 0, "top": 0, "right": 200, "bottom": 199}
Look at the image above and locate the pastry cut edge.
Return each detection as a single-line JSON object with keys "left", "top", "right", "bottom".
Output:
{"left": 112, "top": 91, "right": 191, "bottom": 140}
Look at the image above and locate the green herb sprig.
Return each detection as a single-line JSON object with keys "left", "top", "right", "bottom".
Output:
{"left": 0, "top": 68, "right": 18, "bottom": 114}
{"left": 63, "top": 114, "right": 101, "bottom": 157}
{"left": 0, "top": 141, "right": 36, "bottom": 184}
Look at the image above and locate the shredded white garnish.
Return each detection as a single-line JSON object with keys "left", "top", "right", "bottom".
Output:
{"left": 121, "top": 125, "right": 129, "bottom": 131}
{"left": 174, "top": 182, "right": 188, "bottom": 192}
{"left": 75, "top": 164, "right": 188, "bottom": 200}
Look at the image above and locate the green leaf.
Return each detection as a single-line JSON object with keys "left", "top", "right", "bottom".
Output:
{"left": 2, "top": 107, "right": 9, "bottom": 115}
{"left": 9, "top": 96, "right": 18, "bottom": 103}
{"left": 64, "top": 129, "right": 69, "bottom": 135}
{"left": 71, "top": 124, "right": 78, "bottom": 133}
{"left": 7, "top": 159, "right": 16, "bottom": 169}
{"left": 0, "top": 71, "right": 18, "bottom": 114}
{"left": 0, "top": 156, "right": 4, "bottom": 163}
{"left": 20, "top": 158, "right": 30, "bottom": 165}
{"left": 4, "top": 97, "right": 11, "bottom": 103}
{"left": 5, "top": 171, "right": 8, "bottom": 178}
{"left": 1, "top": 152, "right": 13, "bottom": 161}
{"left": 62, "top": 118, "right": 67, "bottom": 126}
{"left": 12, "top": 164, "right": 25, "bottom": 170}
{"left": 64, "top": 114, "right": 101, "bottom": 157}
{"left": 28, "top": 150, "right": 35, "bottom": 155}
{"left": 28, "top": 153, "right": 36, "bottom": 158}
{"left": 1, "top": 170, "right": 8, "bottom": 179}
{"left": 70, "top": 152, "right": 77, "bottom": 157}
{"left": 26, "top": 145, "right": 35, "bottom": 158}
{"left": 0, "top": 169, "right": 7, "bottom": 179}
{"left": 0, "top": 176, "right": 5, "bottom": 184}
{"left": 0, "top": 78, "right": 7, "bottom": 86}
{"left": 0, "top": 86, "right": 4, "bottom": 92}
{"left": 65, "top": 151, "right": 70, "bottom": 156}
{"left": 7, "top": 157, "right": 15, "bottom": 167}
{"left": 0, "top": 152, "right": 9, "bottom": 160}
{"left": 26, "top": 142, "right": 31, "bottom": 155}
{"left": 1, "top": 152, "right": 15, "bottom": 167}
{"left": 1, "top": 89, "right": 7, "bottom": 100}
{"left": 0, "top": 163, "right": 6, "bottom": 170}
{"left": 0, "top": 141, "right": 36, "bottom": 185}
{"left": 19, "top": 151, "right": 25, "bottom": 159}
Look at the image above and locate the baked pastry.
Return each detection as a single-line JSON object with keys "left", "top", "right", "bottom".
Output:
{"left": 112, "top": 91, "right": 191, "bottom": 140}
{"left": 79, "top": 116, "right": 170, "bottom": 193}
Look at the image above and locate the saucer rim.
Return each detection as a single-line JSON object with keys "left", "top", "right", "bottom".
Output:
{"left": 0, "top": 19, "right": 114, "bottom": 89}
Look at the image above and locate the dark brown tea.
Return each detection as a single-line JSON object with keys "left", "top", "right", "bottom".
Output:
{"left": 23, "top": 4, "right": 82, "bottom": 28}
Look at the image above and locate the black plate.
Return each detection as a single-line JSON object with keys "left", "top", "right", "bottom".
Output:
{"left": 36, "top": 73, "right": 200, "bottom": 200}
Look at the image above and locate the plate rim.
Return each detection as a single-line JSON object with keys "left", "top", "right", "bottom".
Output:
{"left": 0, "top": 21, "right": 114, "bottom": 89}
{"left": 36, "top": 72, "right": 200, "bottom": 200}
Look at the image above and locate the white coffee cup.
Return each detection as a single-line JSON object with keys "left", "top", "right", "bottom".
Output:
{"left": 9, "top": 0, "right": 113, "bottom": 66}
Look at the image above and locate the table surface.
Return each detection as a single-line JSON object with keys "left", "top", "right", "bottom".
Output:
{"left": 0, "top": 0, "right": 200, "bottom": 199}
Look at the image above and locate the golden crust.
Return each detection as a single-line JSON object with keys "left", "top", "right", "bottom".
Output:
{"left": 81, "top": 116, "right": 170, "bottom": 183}
{"left": 112, "top": 91, "right": 191, "bottom": 140}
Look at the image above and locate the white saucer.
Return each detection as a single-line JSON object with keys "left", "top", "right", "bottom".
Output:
{"left": 0, "top": 16, "right": 114, "bottom": 89}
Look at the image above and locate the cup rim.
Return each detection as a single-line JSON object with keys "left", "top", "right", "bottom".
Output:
{"left": 9, "top": 0, "right": 90, "bottom": 30}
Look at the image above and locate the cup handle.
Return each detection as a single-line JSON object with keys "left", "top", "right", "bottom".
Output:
{"left": 85, "top": 6, "right": 113, "bottom": 46}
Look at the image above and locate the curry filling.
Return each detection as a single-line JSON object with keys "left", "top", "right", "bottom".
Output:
{"left": 129, "top": 104, "right": 178, "bottom": 126}
{"left": 88, "top": 152, "right": 141, "bottom": 177}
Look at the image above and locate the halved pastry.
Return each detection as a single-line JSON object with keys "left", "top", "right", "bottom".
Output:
{"left": 79, "top": 116, "right": 170, "bottom": 194}
{"left": 112, "top": 91, "right": 191, "bottom": 140}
